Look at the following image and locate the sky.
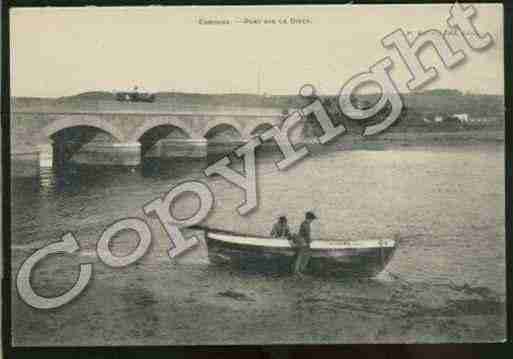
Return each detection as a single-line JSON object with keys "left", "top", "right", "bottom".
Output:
{"left": 10, "top": 4, "right": 504, "bottom": 97}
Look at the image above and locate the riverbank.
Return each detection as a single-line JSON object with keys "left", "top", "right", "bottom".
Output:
{"left": 10, "top": 129, "right": 504, "bottom": 158}
{"left": 306, "top": 129, "right": 504, "bottom": 151}
{"left": 10, "top": 129, "right": 504, "bottom": 179}
{"left": 10, "top": 246, "right": 505, "bottom": 345}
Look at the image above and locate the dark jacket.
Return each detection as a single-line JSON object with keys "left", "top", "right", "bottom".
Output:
{"left": 270, "top": 222, "right": 291, "bottom": 238}
{"left": 297, "top": 220, "right": 312, "bottom": 246}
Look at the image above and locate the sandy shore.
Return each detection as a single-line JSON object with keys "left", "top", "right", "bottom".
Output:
{"left": 11, "top": 242, "right": 505, "bottom": 346}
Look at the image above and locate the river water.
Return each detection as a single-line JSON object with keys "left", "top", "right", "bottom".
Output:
{"left": 10, "top": 140, "right": 506, "bottom": 345}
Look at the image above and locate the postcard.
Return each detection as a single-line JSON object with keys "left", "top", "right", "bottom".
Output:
{"left": 7, "top": 4, "right": 505, "bottom": 345}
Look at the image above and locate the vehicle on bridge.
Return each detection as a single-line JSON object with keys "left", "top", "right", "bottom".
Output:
{"left": 115, "top": 86, "right": 156, "bottom": 103}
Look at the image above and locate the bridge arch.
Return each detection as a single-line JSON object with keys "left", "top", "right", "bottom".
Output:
{"left": 128, "top": 117, "right": 197, "bottom": 142}
{"left": 201, "top": 117, "right": 244, "bottom": 140}
{"left": 40, "top": 117, "right": 125, "bottom": 143}
{"left": 243, "top": 121, "right": 277, "bottom": 139}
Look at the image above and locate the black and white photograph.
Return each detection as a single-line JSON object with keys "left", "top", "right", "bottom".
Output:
{"left": 6, "top": 4, "right": 506, "bottom": 346}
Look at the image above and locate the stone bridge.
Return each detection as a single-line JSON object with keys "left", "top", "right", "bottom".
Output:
{"left": 11, "top": 109, "right": 287, "bottom": 167}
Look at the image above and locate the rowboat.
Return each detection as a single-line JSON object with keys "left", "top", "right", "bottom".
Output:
{"left": 196, "top": 227, "right": 397, "bottom": 278}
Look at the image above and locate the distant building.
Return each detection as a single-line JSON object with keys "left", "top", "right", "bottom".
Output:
{"left": 452, "top": 114, "right": 496, "bottom": 124}
{"left": 422, "top": 114, "right": 444, "bottom": 123}
{"left": 468, "top": 117, "right": 490, "bottom": 123}
{"left": 452, "top": 113, "right": 469, "bottom": 123}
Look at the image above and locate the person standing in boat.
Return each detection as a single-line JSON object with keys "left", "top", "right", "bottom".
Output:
{"left": 293, "top": 211, "right": 317, "bottom": 276}
{"left": 270, "top": 216, "right": 292, "bottom": 239}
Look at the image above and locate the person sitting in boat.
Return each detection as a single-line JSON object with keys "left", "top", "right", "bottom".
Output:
{"left": 270, "top": 216, "right": 291, "bottom": 239}
{"left": 293, "top": 211, "right": 317, "bottom": 276}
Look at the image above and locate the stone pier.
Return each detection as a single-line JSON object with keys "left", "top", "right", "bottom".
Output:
{"left": 71, "top": 142, "right": 142, "bottom": 166}
{"left": 148, "top": 139, "right": 208, "bottom": 158}
{"left": 38, "top": 143, "right": 53, "bottom": 168}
